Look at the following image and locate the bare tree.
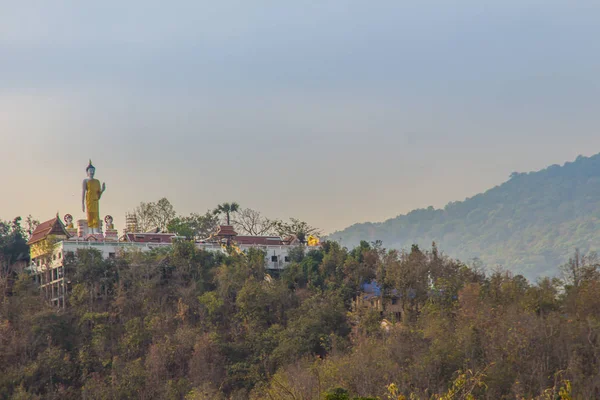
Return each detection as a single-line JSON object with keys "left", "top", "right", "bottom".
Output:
{"left": 153, "top": 198, "right": 176, "bottom": 232}
{"left": 133, "top": 198, "right": 176, "bottom": 232}
{"left": 24, "top": 215, "right": 39, "bottom": 239}
{"left": 560, "top": 249, "right": 600, "bottom": 289}
{"left": 233, "top": 208, "right": 277, "bottom": 236}
{"left": 134, "top": 202, "right": 156, "bottom": 232}
{"left": 273, "top": 218, "right": 322, "bottom": 243}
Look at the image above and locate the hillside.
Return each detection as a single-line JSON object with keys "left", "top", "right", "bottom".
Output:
{"left": 330, "top": 153, "right": 600, "bottom": 279}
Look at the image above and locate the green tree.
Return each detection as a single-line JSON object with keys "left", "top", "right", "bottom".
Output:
{"left": 274, "top": 290, "right": 350, "bottom": 360}
{"left": 213, "top": 202, "right": 240, "bottom": 226}
{"left": 0, "top": 217, "right": 29, "bottom": 275}
{"left": 168, "top": 211, "right": 220, "bottom": 240}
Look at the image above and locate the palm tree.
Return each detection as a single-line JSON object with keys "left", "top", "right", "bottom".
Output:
{"left": 213, "top": 202, "right": 240, "bottom": 225}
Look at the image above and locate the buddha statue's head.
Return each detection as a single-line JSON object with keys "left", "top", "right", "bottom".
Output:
{"left": 86, "top": 160, "right": 95, "bottom": 178}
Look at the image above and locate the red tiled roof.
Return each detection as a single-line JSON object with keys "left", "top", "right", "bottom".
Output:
{"left": 215, "top": 225, "right": 237, "bottom": 237}
{"left": 235, "top": 236, "right": 284, "bottom": 246}
{"left": 282, "top": 235, "right": 300, "bottom": 245}
{"left": 125, "top": 233, "right": 176, "bottom": 243}
{"left": 27, "top": 217, "right": 70, "bottom": 245}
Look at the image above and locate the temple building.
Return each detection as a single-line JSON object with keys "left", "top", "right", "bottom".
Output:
{"left": 27, "top": 217, "right": 309, "bottom": 307}
{"left": 26, "top": 161, "right": 319, "bottom": 307}
{"left": 27, "top": 215, "right": 71, "bottom": 308}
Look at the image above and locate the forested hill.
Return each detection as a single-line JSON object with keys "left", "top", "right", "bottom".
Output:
{"left": 330, "top": 153, "right": 600, "bottom": 279}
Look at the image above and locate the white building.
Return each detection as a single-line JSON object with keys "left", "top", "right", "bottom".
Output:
{"left": 27, "top": 218, "right": 311, "bottom": 307}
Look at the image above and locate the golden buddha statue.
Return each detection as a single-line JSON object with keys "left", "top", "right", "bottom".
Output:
{"left": 104, "top": 215, "right": 115, "bottom": 230}
{"left": 82, "top": 160, "right": 106, "bottom": 234}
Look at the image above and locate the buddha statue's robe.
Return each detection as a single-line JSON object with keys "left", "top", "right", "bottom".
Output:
{"left": 86, "top": 179, "right": 102, "bottom": 229}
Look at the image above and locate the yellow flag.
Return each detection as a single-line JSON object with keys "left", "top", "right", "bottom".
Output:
{"left": 307, "top": 235, "right": 319, "bottom": 246}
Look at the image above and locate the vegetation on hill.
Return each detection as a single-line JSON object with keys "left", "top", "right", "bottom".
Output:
{"left": 1, "top": 236, "right": 598, "bottom": 398}
{"left": 330, "top": 153, "right": 600, "bottom": 279}
{"left": 2, "top": 160, "right": 600, "bottom": 398}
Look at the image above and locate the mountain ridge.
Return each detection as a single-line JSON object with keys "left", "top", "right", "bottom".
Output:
{"left": 330, "top": 153, "right": 600, "bottom": 279}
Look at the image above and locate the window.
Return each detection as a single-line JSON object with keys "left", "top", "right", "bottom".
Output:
{"left": 271, "top": 255, "right": 278, "bottom": 262}
{"left": 391, "top": 298, "right": 398, "bottom": 305}
{"left": 108, "top": 252, "right": 116, "bottom": 259}
{"left": 284, "top": 256, "right": 290, "bottom": 262}
{"left": 58, "top": 252, "right": 62, "bottom": 259}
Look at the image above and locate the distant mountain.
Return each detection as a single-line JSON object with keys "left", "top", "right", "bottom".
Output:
{"left": 330, "top": 153, "right": 600, "bottom": 280}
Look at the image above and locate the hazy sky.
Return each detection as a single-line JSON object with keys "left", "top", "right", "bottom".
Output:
{"left": 2, "top": 1, "right": 600, "bottom": 233}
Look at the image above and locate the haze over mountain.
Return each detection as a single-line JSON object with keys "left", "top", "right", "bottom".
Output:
{"left": 330, "top": 153, "right": 600, "bottom": 280}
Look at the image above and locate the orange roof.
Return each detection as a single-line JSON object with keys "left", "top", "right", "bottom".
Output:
{"left": 27, "top": 216, "right": 70, "bottom": 245}
{"left": 215, "top": 225, "right": 237, "bottom": 236}
{"left": 125, "top": 233, "right": 176, "bottom": 243}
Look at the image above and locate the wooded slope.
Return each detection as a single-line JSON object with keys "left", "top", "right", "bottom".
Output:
{"left": 331, "top": 153, "right": 600, "bottom": 279}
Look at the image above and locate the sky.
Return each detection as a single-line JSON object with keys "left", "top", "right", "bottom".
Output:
{"left": 2, "top": 1, "right": 600, "bottom": 234}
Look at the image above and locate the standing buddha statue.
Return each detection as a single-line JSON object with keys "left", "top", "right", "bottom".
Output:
{"left": 82, "top": 160, "right": 106, "bottom": 234}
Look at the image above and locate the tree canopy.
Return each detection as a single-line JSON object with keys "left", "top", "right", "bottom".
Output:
{"left": 0, "top": 239, "right": 595, "bottom": 398}
{"left": 133, "top": 198, "right": 176, "bottom": 232}
{"left": 167, "top": 211, "right": 220, "bottom": 240}
{"left": 213, "top": 202, "right": 240, "bottom": 226}
{"left": 0, "top": 216, "right": 32, "bottom": 274}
